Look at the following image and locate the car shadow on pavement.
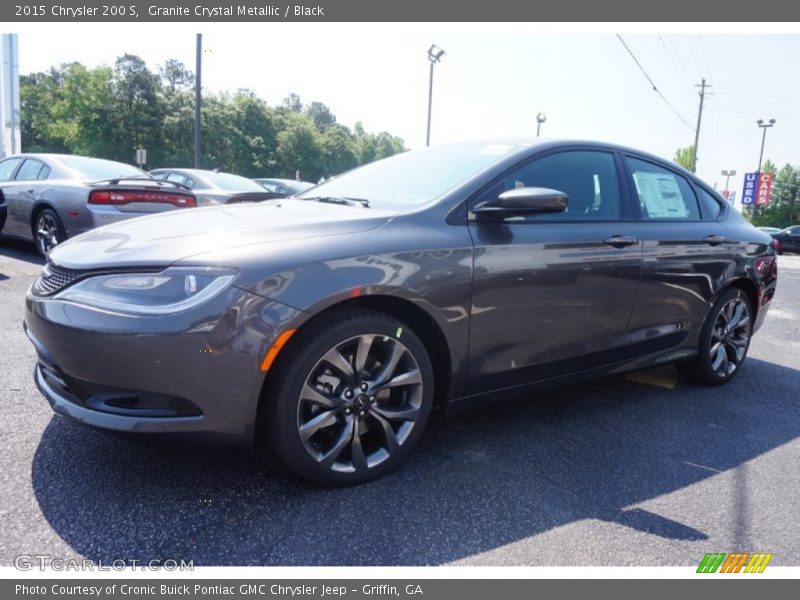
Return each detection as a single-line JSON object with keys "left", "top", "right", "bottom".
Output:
{"left": 0, "top": 237, "right": 44, "bottom": 267}
{"left": 31, "top": 357, "right": 800, "bottom": 565}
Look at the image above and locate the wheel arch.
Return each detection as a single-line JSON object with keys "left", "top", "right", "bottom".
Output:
{"left": 255, "top": 294, "right": 454, "bottom": 444}
{"left": 721, "top": 277, "right": 760, "bottom": 321}
{"left": 30, "top": 201, "right": 58, "bottom": 232}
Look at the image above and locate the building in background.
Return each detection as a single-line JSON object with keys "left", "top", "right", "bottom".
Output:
{"left": 1, "top": 34, "right": 21, "bottom": 158}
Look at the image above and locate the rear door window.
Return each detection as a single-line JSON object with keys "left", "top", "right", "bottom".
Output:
{"left": 626, "top": 157, "right": 701, "bottom": 220}
{"left": 15, "top": 159, "right": 46, "bottom": 181}
{"left": 0, "top": 158, "right": 23, "bottom": 181}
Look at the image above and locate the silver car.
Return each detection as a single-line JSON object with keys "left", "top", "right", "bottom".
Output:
{"left": 150, "top": 168, "right": 278, "bottom": 205}
{"left": 0, "top": 154, "right": 198, "bottom": 256}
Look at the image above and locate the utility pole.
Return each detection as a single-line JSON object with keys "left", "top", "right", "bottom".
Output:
{"left": 194, "top": 34, "right": 202, "bottom": 168}
{"left": 691, "top": 78, "right": 711, "bottom": 173}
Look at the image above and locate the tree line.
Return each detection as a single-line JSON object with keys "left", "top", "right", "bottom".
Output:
{"left": 674, "top": 146, "right": 798, "bottom": 228}
{"left": 20, "top": 54, "right": 406, "bottom": 182}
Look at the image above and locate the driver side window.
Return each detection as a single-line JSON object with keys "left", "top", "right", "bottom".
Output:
{"left": 473, "top": 150, "right": 621, "bottom": 221}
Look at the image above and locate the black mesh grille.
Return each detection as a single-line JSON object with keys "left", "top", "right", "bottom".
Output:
{"left": 34, "top": 263, "right": 89, "bottom": 295}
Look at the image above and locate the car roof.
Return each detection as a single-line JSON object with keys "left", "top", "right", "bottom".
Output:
{"left": 255, "top": 178, "right": 312, "bottom": 185}
{"left": 2, "top": 153, "right": 129, "bottom": 163}
{"left": 152, "top": 168, "right": 237, "bottom": 176}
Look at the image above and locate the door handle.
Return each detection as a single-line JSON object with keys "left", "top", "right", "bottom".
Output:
{"left": 604, "top": 235, "right": 639, "bottom": 248}
{"left": 26, "top": 188, "right": 35, "bottom": 194}
{"left": 703, "top": 234, "right": 726, "bottom": 246}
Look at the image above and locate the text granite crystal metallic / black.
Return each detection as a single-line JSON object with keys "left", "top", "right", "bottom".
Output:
{"left": 24, "top": 140, "right": 778, "bottom": 485}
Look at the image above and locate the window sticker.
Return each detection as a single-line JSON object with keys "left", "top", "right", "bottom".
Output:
{"left": 633, "top": 171, "right": 688, "bottom": 218}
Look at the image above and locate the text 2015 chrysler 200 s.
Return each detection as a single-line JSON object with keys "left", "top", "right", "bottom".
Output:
{"left": 25, "top": 140, "right": 778, "bottom": 485}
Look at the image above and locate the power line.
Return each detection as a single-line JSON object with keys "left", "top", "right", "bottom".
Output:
{"left": 684, "top": 34, "right": 703, "bottom": 76}
{"left": 616, "top": 34, "right": 695, "bottom": 131}
{"left": 666, "top": 35, "right": 693, "bottom": 83}
{"left": 698, "top": 35, "right": 712, "bottom": 79}
{"left": 659, "top": 35, "right": 691, "bottom": 88}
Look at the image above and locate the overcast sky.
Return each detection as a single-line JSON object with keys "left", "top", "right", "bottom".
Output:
{"left": 15, "top": 25, "right": 800, "bottom": 204}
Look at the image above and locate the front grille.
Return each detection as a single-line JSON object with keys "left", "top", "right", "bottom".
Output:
{"left": 34, "top": 263, "right": 89, "bottom": 295}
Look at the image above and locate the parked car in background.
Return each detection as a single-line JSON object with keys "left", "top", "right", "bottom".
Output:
{"left": 254, "top": 178, "right": 315, "bottom": 196}
{"left": 150, "top": 168, "right": 279, "bottom": 205}
{"left": 0, "top": 190, "right": 6, "bottom": 232}
{"left": 770, "top": 225, "right": 800, "bottom": 254}
{"left": 757, "top": 226, "right": 781, "bottom": 234}
{"left": 25, "top": 139, "right": 777, "bottom": 486}
{"left": 0, "top": 154, "right": 197, "bottom": 256}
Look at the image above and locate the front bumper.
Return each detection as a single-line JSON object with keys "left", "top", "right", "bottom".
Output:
{"left": 25, "top": 284, "right": 304, "bottom": 447}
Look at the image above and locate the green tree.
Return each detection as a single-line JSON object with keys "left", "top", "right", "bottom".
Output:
{"left": 19, "top": 57, "right": 406, "bottom": 178}
{"left": 275, "top": 112, "right": 324, "bottom": 180}
{"left": 306, "top": 101, "right": 337, "bottom": 130}
{"left": 752, "top": 162, "right": 800, "bottom": 228}
{"left": 673, "top": 146, "right": 695, "bottom": 170}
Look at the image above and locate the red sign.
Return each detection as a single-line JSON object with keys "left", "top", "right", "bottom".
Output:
{"left": 722, "top": 190, "right": 730, "bottom": 199}
{"left": 756, "top": 172, "right": 774, "bottom": 206}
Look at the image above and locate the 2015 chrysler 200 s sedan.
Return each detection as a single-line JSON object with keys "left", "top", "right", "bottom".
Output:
{"left": 25, "top": 140, "right": 778, "bottom": 485}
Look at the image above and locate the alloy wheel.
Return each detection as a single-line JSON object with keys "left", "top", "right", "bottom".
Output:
{"left": 296, "top": 334, "right": 424, "bottom": 473}
{"left": 35, "top": 213, "right": 60, "bottom": 255}
{"left": 709, "top": 295, "right": 751, "bottom": 378}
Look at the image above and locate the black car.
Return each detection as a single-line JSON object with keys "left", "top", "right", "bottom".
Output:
{"left": 25, "top": 140, "right": 777, "bottom": 485}
{"left": 770, "top": 225, "right": 800, "bottom": 254}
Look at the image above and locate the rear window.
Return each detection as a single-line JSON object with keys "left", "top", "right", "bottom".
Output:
{"left": 58, "top": 156, "right": 146, "bottom": 181}
{"left": 201, "top": 171, "right": 264, "bottom": 192}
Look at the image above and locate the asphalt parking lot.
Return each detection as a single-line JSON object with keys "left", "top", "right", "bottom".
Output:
{"left": 1, "top": 236, "right": 798, "bottom": 566}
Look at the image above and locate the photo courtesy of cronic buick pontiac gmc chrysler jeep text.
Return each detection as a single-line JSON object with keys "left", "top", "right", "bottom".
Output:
{"left": 24, "top": 140, "right": 778, "bottom": 485}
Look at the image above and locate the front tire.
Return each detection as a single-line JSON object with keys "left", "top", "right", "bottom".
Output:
{"left": 678, "top": 287, "right": 753, "bottom": 386}
{"left": 263, "top": 310, "right": 435, "bottom": 486}
{"left": 33, "top": 208, "right": 66, "bottom": 257}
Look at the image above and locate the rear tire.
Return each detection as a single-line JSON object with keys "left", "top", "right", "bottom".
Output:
{"left": 33, "top": 208, "right": 66, "bottom": 258}
{"left": 677, "top": 287, "right": 753, "bottom": 386}
{"left": 262, "top": 310, "right": 435, "bottom": 486}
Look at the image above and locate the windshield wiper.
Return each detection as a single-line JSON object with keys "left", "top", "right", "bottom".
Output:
{"left": 302, "top": 196, "right": 370, "bottom": 208}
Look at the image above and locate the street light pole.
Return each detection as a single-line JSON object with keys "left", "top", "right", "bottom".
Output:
{"left": 536, "top": 112, "right": 547, "bottom": 137}
{"left": 721, "top": 169, "right": 736, "bottom": 199}
{"left": 756, "top": 118, "right": 776, "bottom": 173}
{"left": 194, "top": 33, "right": 202, "bottom": 168}
{"left": 752, "top": 118, "right": 776, "bottom": 216}
{"left": 425, "top": 44, "right": 445, "bottom": 147}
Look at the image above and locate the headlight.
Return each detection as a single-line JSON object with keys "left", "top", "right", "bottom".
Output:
{"left": 54, "top": 267, "right": 237, "bottom": 315}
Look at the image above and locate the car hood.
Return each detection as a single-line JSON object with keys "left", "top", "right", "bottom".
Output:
{"left": 49, "top": 200, "right": 393, "bottom": 269}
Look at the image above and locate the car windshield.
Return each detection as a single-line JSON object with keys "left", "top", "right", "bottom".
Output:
{"left": 202, "top": 171, "right": 266, "bottom": 192}
{"left": 297, "top": 143, "right": 522, "bottom": 210}
{"left": 58, "top": 156, "right": 147, "bottom": 180}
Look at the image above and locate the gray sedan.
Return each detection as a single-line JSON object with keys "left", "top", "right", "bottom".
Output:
{"left": 0, "top": 154, "right": 197, "bottom": 256}
{"left": 254, "top": 178, "right": 316, "bottom": 196}
{"left": 150, "top": 168, "right": 279, "bottom": 205}
{"left": 25, "top": 140, "right": 777, "bottom": 486}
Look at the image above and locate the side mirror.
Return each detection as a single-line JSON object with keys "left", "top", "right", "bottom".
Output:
{"left": 473, "top": 187, "right": 569, "bottom": 220}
